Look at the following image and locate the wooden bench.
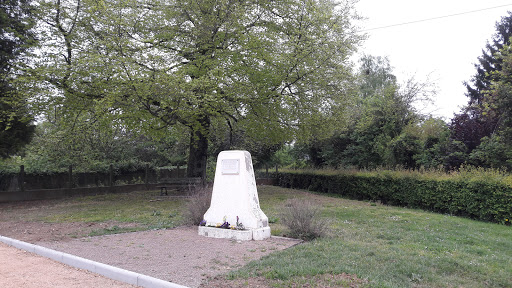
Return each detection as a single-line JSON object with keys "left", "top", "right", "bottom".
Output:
{"left": 157, "top": 177, "right": 202, "bottom": 196}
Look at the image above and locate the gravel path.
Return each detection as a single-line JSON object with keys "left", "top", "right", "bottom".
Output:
{"left": 0, "top": 242, "right": 136, "bottom": 288}
{"left": 37, "top": 226, "right": 302, "bottom": 288}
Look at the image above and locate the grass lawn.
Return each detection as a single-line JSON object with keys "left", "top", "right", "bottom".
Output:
{"left": 0, "top": 191, "right": 188, "bottom": 235}
{"left": 250, "top": 186, "right": 512, "bottom": 287}
{"left": 0, "top": 186, "right": 510, "bottom": 287}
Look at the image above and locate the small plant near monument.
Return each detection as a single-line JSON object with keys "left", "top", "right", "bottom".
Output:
{"left": 279, "top": 198, "right": 328, "bottom": 241}
{"left": 235, "top": 216, "right": 245, "bottom": 230}
{"left": 184, "top": 187, "right": 212, "bottom": 225}
{"left": 267, "top": 216, "right": 279, "bottom": 224}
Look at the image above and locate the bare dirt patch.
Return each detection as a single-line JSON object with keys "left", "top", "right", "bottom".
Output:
{"left": 37, "top": 226, "right": 301, "bottom": 288}
{"left": 0, "top": 219, "right": 301, "bottom": 288}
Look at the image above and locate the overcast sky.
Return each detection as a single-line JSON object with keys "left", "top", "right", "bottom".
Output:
{"left": 354, "top": 0, "right": 512, "bottom": 120}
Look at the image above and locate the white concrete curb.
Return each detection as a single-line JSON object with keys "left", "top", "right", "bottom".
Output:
{"left": 0, "top": 235, "right": 189, "bottom": 288}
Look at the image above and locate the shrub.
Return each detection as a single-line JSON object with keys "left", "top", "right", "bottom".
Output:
{"left": 275, "top": 170, "right": 512, "bottom": 224}
{"left": 183, "top": 187, "right": 212, "bottom": 226}
{"left": 279, "top": 198, "right": 328, "bottom": 241}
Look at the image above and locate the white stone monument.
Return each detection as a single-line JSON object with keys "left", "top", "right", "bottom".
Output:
{"left": 198, "top": 150, "right": 271, "bottom": 241}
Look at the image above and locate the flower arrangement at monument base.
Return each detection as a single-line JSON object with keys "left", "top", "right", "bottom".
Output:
{"left": 200, "top": 216, "right": 246, "bottom": 230}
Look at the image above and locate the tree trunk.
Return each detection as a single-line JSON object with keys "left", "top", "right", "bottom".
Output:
{"left": 187, "top": 119, "right": 210, "bottom": 180}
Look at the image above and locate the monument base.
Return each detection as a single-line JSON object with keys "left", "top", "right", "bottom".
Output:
{"left": 198, "top": 226, "right": 271, "bottom": 241}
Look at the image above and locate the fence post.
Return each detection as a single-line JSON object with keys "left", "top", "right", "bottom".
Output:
{"left": 145, "top": 164, "right": 149, "bottom": 185}
{"left": 19, "top": 165, "right": 25, "bottom": 192}
{"left": 109, "top": 164, "right": 114, "bottom": 187}
{"left": 68, "top": 165, "right": 73, "bottom": 189}
{"left": 275, "top": 164, "right": 278, "bottom": 174}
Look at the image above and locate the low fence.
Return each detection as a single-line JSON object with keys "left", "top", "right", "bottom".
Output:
{"left": 0, "top": 165, "right": 191, "bottom": 203}
{"left": 0, "top": 184, "right": 152, "bottom": 202}
{"left": 0, "top": 164, "right": 278, "bottom": 203}
{"left": 0, "top": 177, "right": 275, "bottom": 203}
{"left": 0, "top": 165, "right": 187, "bottom": 191}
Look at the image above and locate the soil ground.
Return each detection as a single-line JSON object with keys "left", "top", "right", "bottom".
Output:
{"left": 0, "top": 192, "right": 367, "bottom": 288}
{"left": 0, "top": 220, "right": 301, "bottom": 288}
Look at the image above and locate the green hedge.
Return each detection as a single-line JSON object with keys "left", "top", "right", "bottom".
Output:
{"left": 275, "top": 171, "right": 512, "bottom": 224}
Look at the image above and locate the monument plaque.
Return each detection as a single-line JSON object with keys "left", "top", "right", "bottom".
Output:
{"left": 198, "top": 150, "right": 271, "bottom": 241}
{"left": 221, "top": 159, "right": 239, "bottom": 175}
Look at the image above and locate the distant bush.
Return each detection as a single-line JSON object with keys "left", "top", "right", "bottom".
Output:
{"left": 275, "top": 169, "right": 512, "bottom": 224}
{"left": 279, "top": 198, "right": 328, "bottom": 241}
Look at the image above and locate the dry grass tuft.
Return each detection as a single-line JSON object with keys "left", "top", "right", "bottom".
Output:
{"left": 184, "top": 187, "right": 212, "bottom": 225}
{"left": 279, "top": 198, "right": 328, "bottom": 241}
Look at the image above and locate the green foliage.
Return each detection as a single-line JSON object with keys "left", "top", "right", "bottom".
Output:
{"left": 470, "top": 41, "right": 512, "bottom": 169}
{"left": 1, "top": 118, "right": 186, "bottom": 173}
{"left": 275, "top": 169, "right": 512, "bottom": 224}
{"left": 289, "top": 55, "right": 438, "bottom": 170}
{"left": 412, "top": 117, "right": 451, "bottom": 169}
{"left": 358, "top": 54, "right": 397, "bottom": 99}
{"left": 451, "top": 12, "right": 512, "bottom": 170}
{"left": 469, "top": 135, "right": 510, "bottom": 169}
{"left": 0, "top": 0, "right": 37, "bottom": 158}
{"left": 0, "top": 97, "right": 35, "bottom": 158}
{"left": 29, "top": 0, "right": 363, "bottom": 177}
{"left": 388, "top": 132, "right": 421, "bottom": 169}
{"left": 261, "top": 145, "right": 296, "bottom": 169}
{"left": 465, "top": 11, "right": 512, "bottom": 104}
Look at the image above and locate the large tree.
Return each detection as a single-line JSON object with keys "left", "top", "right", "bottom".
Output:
{"left": 32, "top": 0, "right": 362, "bottom": 177}
{"left": 472, "top": 41, "right": 512, "bottom": 169}
{"left": 465, "top": 12, "right": 512, "bottom": 105}
{"left": 0, "top": 0, "right": 37, "bottom": 158}
{"left": 448, "top": 12, "right": 512, "bottom": 169}
{"left": 453, "top": 12, "right": 512, "bottom": 153}
{"left": 299, "top": 55, "right": 436, "bottom": 169}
